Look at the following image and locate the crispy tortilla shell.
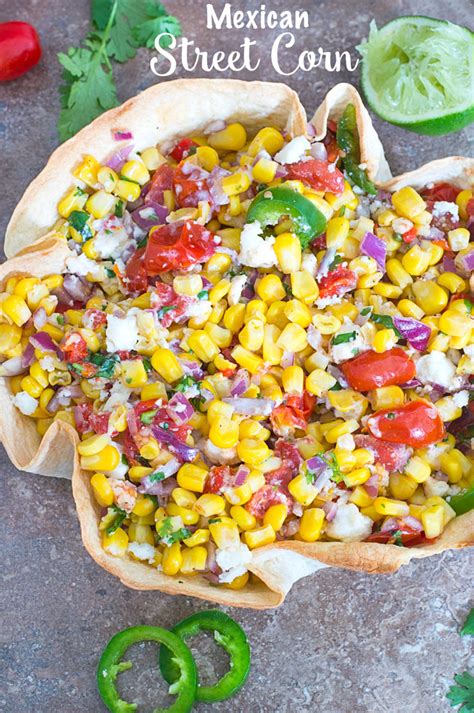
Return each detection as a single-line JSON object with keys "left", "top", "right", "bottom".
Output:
{"left": 1, "top": 80, "right": 473, "bottom": 607}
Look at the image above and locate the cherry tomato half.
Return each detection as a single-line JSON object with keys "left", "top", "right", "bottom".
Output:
{"left": 0, "top": 22, "right": 41, "bottom": 81}
{"left": 144, "top": 221, "right": 216, "bottom": 274}
{"left": 367, "top": 400, "right": 445, "bottom": 448}
{"left": 318, "top": 265, "right": 357, "bottom": 299}
{"left": 286, "top": 159, "right": 345, "bottom": 195}
{"left": 421, "top": 182, "right": 460, "bottom": 204}
{"left": 341, "top": 348, "right": 416, "bottom": 391}
{"left": 354, "top": 435, "right": 410, "bottom": 473}
{"left": 169, "top": 138, "right": 199, "bottom": 162}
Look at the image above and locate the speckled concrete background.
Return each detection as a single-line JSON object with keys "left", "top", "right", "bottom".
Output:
{"left": 1, "top": 1, "right": 473, "bottom": 711}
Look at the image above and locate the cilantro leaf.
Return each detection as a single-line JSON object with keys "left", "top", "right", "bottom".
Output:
{"left": 106, "top": 506, "right": 127, "bottom": 535}
{"left": 331, "top": 331, "right": 356, "bottom": 345}
{"left": 447, "top": 672, "right": 474, "bottom": 711}
{"left": 371, "top": 313, "right": 402, "bottom": 338}
{"left": 156, "top": 517, "right": 190, "bottom": 545}
{"left": 461, "top": 609, "right": 474, "bottom": 637}
{"left": 134, "top": 10, "right": 182, "bottom": 49}
{"left": 148, "top": 471, "right": 165, "bottom": 483}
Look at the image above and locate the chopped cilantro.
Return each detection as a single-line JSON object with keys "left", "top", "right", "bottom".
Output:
{"left": 386, "top": 412, "right": 396, "bottom": 420}
{"left": 461, "top": 608, "right": 474, "bottom": 637}
{"left": 88, "top": 352, "right": 120, "bottom": 378}
{"left": 148, "top": 471, "right": 165, "bottom": 483}
{"left": 208, "top": 518, "right": 222, "bottom": 524}
{"left": 338, "top": 205, "right": 346, "bottom": 217}
{"left": 125, "top": 377, "right": 132, "bottom": 384}
{"left": 136, "top": 235, "right": 148, "bottom": 250}
{"left": 328, "top": 254, "right": 344, "bottom": 271}
{"left": 329, "top": 382, "right": 342, "bottom": 391}
{"left": 176, "top": 375, "right": 196, "bottom": 392}
{"left": 156, "top": 517, "right": 191, "bottom": 544}
{"left": 158, "top": 305, "right": 177, "bottom": 320}
{"left": 69, "top": 210, "right": 93, "bottom": 240}
{"left": 320, "top": 451, "right": 343, "bottom": 483}
{"left": 331, "top": 331, "right": 356, "bottom": 345}
{"left": 106, "top": 506, "right": 127, "bottom": 535}
{"left": 140, "top": 409, "right": 157, "bottom": 424}
{"left": 121, "top": 454, "right": 129, "bottom": 466}
{"left": 159, "top": 421, "right": 170, "bottom": 430}
{"left": 114, "top": 200, "right": 124, "bottom": 218}
{"left": 105, "top": 267, "right": 116, "bottom": 278}
{"left": 393, "top": 232, "right": 403, "bottom": 242}
{"left": 464, "top": 299, "right": 473, "bottom": 314}
{"left": 157, "top": 517, "right": 173, "bottom": 538}
{"left": 197, "top": 290, "right": 209, "bottom": 300}
{"left": 283, "top": 282, "right": 293, "bottom": 297}
{"left": 360, "top": 306, "right": 372, "bottom": 316}
{"left": 371, "top": 313, "right": 402, "bottom": 338}
{"left": 446, "top": 672, "right": 474, "bottom": 711}
{"left": 392, "top": 529, "right": 404, "bottom": 547}
{"left": 142, "top": 357, "right": 152, "bottom": 373}
{"left": 57, "top": 314, "right": 65, "bottom": 325}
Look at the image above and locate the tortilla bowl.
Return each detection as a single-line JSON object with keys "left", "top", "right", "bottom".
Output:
{"left": 1, "top": 79, "right": 473, "bottom": 608}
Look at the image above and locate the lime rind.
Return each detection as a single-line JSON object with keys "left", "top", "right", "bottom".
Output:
{"left": 358, "top": 16, "right": 474, "bottom": 134}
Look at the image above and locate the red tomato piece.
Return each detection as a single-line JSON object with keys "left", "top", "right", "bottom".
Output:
{"left": 270, "top": 405, "right": 307, "bottom": 436}
{"left": 285, "top": 159, "right": 345, "bottom": 195}
{"left": 144, "top": 221, "right": 216, "bottom": 274}
{"left": 123, "top": 429, "right": 141, "bottom": 465}
{"left": 123, "top": 247, "right": 148, "bottom": 293}
{"left": 204, "top": 465, "right": 233, "bottom": 494}
{"left": 366, "top": 528, "right": 428, "bottom": 546}
{"left": 341, "top": 348, "right": 416, "bottom": 391}
{"left": 267, "top": 440, "right": 302, "bottom": 488}
{"left": 152, "top": 282, "right": 195, "bottom": 327}
{"left": 422, "top": 182, "right": 460, "bottom": 203}
{"left": 323, "top": 127, "right": 339, "bottom": 162}
{"left": 145, "top": 163, "right": 175, "bottom": 205}
{"left": 246, "top": 485, "right": 292, "bottom": 519}
{"left": 173, "top": 163, "right": 211, "bottom": 209}
{"left": 89, "top": 411, "right": 111, "bottom": 435}
{"left": 466, "top": 198, "right": 474, "bottom": 218}
{"left": 367, "top": 400, "right": 445, "bottom": 448}
{"left": 60, "top": 332, "right": 88, "bottom": 363}
{"left": 169, "top": 138, "right": 199, "bottom": 162}
{"left": 83, "top": 308, "right": 107, "bottom": 330}
{"left": 401, "top": 226, "right": 417, "bottom": 243}
{"left": 318, "top": 265, "right": 357, "bottom": 299}
{"left": 354, "top": 435, "right": 410, "bottom": 473}
{"left": 0, "top": 22, "right": 41, "bottom": 81}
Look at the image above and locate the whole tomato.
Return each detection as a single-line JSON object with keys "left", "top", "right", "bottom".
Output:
{"left": 0, "top": 22, "right": 41, "bottom": 81}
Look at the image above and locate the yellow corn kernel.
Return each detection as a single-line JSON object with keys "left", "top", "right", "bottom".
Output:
{"left": 260, "top": 324, "right": 281, "bottom": 365}
{"left": 283, "top": 299, "right": 312, "bottom": 329}
{"left": 439, "top": 449, "right": 471, "bottom": 483}
{"left": 85, "top": 189, "right": 115, "bottom": 219}
{"left": 20, "top": 375, "right": 43, "bottom": 398}
{"left": 231, "top": 345, "right": 264, "bottom": 374}
{"left": 421, "top": 504, "right": 445, "bottom": 538}
{"left": 224, "top": 483, "right": 253, "bottom": 506}
{"left": 263, "top": 504, "right": 287, "bottom": 532}
{"left": 222, "top": 571, "right": 249, "bottom": 589}
{"left": 221, "top": 171, "right": 251, "bottom": 197}
{"left": 439, "top": 310, "right": 472, "bottom": 338}
{"left": 265, "top": 301, "right": 287, "bottom": 331}
{"left": 392, "top": 186, "right": 426, "bottom": 220}
{"left": 246, "top": 470, "right": 266, "bottom": 493}
{"left": 306, "top": 368, "right": 336, "bottom": 396}
{"left": 412, "top": 281, "right": 448, "bottom": 315}
{"left": 398, "top": 299, "right": 425, "bottom": 320}
{"left": 114, "top": 179, "right": 141, "bottom": 202}
{"left": 389, "top": 473, "right": 419, "bottom": 500}
{"left": 166, "top": 503, "right": 199, "bottom": 526}
{"left": 402, "top": 245, "right": 431, "bottom": 276}
{"left": 187, "top": 330, "right": 219, "bottom": 362}
{"left": 358, "top": 271, "right": 383, "bottom": 289}
{"left": 132, "top": 495, "right": 156, "bottom": 518}
{"left": 77, "top": 433, "right": 110, "bottom": 457}
{"left": 120, "top": 359, "right": 147, "bottom": 389}
{"left": 102, "top": 528, "right": 129, "bottom": 557}
{"left": 353, "top": 449, "right": 375, "bottom": 468}
{"left": 291, "top": 270, "right": 319, "bottom": 304}
{"left": 437, "top": 273, "right": 466, "bottom": 296}
{"left": 0, "top": 323, "right": 22, "bottom": 354}
{"left": 139, "top": 438, "right": 161, "bottom": 461}
{"left": 288, "top": 473, "right": 317, "bottom": 506}
{"left": 277, "top": 323, "right": 308, "bottom": 352}
{"left": 173, "top": 275, "right": 203, "bottom": 297}
{"left": 326, "top": 216, "right": 350, "bottom": 249}
{"left": 176, "top": 464, "right": 208, "bottom": 493}
{"left": 427, "top": 332, "right": 450, "bottom": 353}
{"left": 96, "top": 166, "right": 118, "bottom": 192}
{"left": 2, "top": 295, "right": 31, "bottom": 327}
{"left": 57, "top": 188, "right": 88, "bottom": 218}
{"left": 344, "top": 467, "right": 371, "bottom": 488}
{"left": 127, "top": 466, "right": 153, "bottom": 484}
{"left": 238, "top": 318, "right": 264, "bottom": 352}
{"left": 180, "top": 545, "right": 208, "bottom": 574}
{"left": 209, "top": 416, "right": 239, "bottom": 449}
{"left": 405, "top": 456, "right": 431, "bottom": 484}
{"left": 247, "top": 127, "right": 284, "bottom": 156}
{"left": 373, "top": 328, "right": 397, "bottom": 354}
{"left": 209, "top": 519, "right": 241, "bottom": 549}
{"left": 251, "top": 157, "right": 277, "bottom": 183}
{"left": 299, "top": 507, "right": 325, "bottom": 542}
{"left": 360, "top": 505, "right": 384, "bottom": 522}
{"left": 194, "top": 145, "right": 218, "bottom": 172}
{"left": 229, "top": 505, "right": 256, "bottom": 531}
{"left": 454, "top": 189, "right": 472, "bottom": 222}
{"left": 257, "top": 274, "right": 286, "bottom": 303}
{"left": 447, "top": 227, "right": 470, "bottom": 251}
{"left": 207, "top": 400, "right": 234, "bottom": 424}
{"left": 274, "top": 232, "right": 301, "bottom": 274}
{"left": 208, "top": 123, "right": 247, "bottom": 151}
{"left": 281, "top": 365, "right": 304, "bottom": 394}
{"left": 237, "top": 438, "right": 270, "bottom": 466}
{"left": 377, "top": 209, "right": 397, "bottom": 226}
{"left": 161, "top": 541, "right": 182, "bottom": 575}
{"left": 374, "top": 497, "right": 409, "bottom": 517}
{"left": 183, "top": 528, "right": 210, "bottom": 548}
{"left": 349, "top": 485, "right": 375, "bottom": 508}
{"left": 244, "top": 524, "right": 276, "bottom": 549}
{"left": 334, "top": 448, "right": 356, "bottom": 473}
{"left": 151, "top": 347, "right": 184, "bottom": 382}
{"left": 239, "top": 419, "right": 270, "bottom": 441}
{"left": 27, "top": 362, "right": 48, "bottom": 390}
{"left": 80, "top": 445, "right": 120, "bottom": 472}
{"left": 435, "top": 396, "right": 464, "bottom": 423}
{"left": 194, "top": 493, "right": 226, "bottom": 517}
{"left": 90, "top": 472, "right": 114, "bottom": 507}
{"left": 121, "top": 159, "right": 150, "bottom": 186}
{"left": 36, "top": 418, "right": 53, "bottom": 436}
{"left": 370, "top": 385, "right": 404, "bottom": 411}
{"left": 311, "top": 313, "right": 341, "bottom": 336}
{"left": 138, "top": 147, "right": 164, "bottom": 172}
{"left": 373, "top": 283, "right": 403, "bottom": 299}
{"left": 171, "top": 488, "right": 197, "bottom": 509}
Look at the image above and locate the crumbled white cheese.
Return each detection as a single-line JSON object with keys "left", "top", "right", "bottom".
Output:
{"left": 274, "top": 136, "right": 311, "bottom": 164}
{"left": 12, "top": 391, "right": 39, "bottom": 416}
{"left": 416, "top": 351, "right": 458, "bottom": 389}
{"left": 103, "top": 382, "right": 132, "bottom": 411}
{"left": 423, "top": 476, "right": 449, "bottom": 498}
{"left": 185, "top": 300, "right": 212, "bottom": 319}
{"left": 336, "top": 433, "right": 355, "bottom": 451}
{"left": 432, "top": 201, "right": 459, "bottom": 221}
{"left": 39, "top": 355, "right": 56, "bottom": 372}
{"left": 301, "top": 252, "right": 318, "bottom": 277}
{"left": 95, "top": 226, "right": 130, "bottom": 259}
{"left": 228, "top": 275, "right": 247, "bottom": 305}
{"left": 128, "top": 542, "right": 156, "bottom": 562}
{"left": 464, "top": 345, "right": 474, "bottom": 358}
{"left": 238, "top": 221, "right": 277, "bottom": 269}
{"left": 216, "top": 543, "right": 252, "bottom": 584}
{"left": 315, "top": 294, "right": 343, "bottom": 309}
{"left": 330, "top": 322, "right": 367, "bottom": 364}
{"left": 453, "top": 390, "right": 469, "bottom": 408}
{"left": 106, "top": 313, "right": 139, "bottom": 352}
{"left": 325, "top": 503, "right": 373, "bottom": 542}
{"left": 204, "top": 439, "right": 239, "bottom": 465}
{"left": 66, "top": 253, "right": 105, "bottom": 280}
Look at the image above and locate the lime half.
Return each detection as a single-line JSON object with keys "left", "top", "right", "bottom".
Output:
{"left": 358, "top": 16, "right": 474, "bottom": 135}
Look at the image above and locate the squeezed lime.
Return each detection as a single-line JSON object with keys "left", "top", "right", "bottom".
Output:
{"left": 357, "top": 16, "right": 474, "bottom": 135}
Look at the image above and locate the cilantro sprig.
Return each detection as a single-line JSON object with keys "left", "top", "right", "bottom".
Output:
{"left": 447, "top": 672, "right": 474, "bottom": 712}
{"left": 58, "top": 0, "right": 181, "bottom": 141}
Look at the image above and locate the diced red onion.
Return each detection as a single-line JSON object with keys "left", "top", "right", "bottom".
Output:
{"left": 458, "top": 251, "right": 474, "bottom": 271}
{"left": 307, "top": 323, "right": 321, "bottom": 351}
{"left": 317, "top": 247, "right": 336, "bottom": 278}
{"left": 364, "top": 473, "right": 379, "bottom": 498}
{"left": 113, "top": 130, "right": 133, "bottom": 141}
{"left": 199, "top": 388, "right": 215, "bottom": 406}
{"left": 322, "top": 501, "right": 338, "bottom": 522}
{"left": 179, "top": 359, "right": 204, "bottom": 380}
{"left": 222, "top": 397, "right": 275, "bottom": 417}
{"left": 33, "top": 307, "right": 48, "bottom": 330}
{"left": 274, "top": 166, "right": 288, "bottom": 179}
{"left": 151, "top": 424, "right": 198, "bottom": 462}
{"left": 139, "top": 475, "right": 177, "bottom": 501}
{"left": 53, "top": 287, "right": 76, "bottom": 307}
{"left": 234, "top": 465, "right": 250, "bottom": 486}
{"left": 205, "top": 540, "right": 219, "bottom": 574}
{"left": 310, "top": 142, "right": 328, "bottom": 161}
{"left": 21, "top": 342, "right": 35, "bottom": 368}
{"left": 280, "top": 351, "right": 295, "bottom": 368}
{"left": 106, "top": 144, "right": 133, "bottom": 172}
{"left": 230, "top": 369, "right": 250, "bottom": 397}
{"left": 381, "top": 517, "right": 399, "bottom": 532}
{"left": 1, "top": 356, "right": 27, "bottom": 376}
{"left": 360, "top": 231, "right": 386, "bottom": 271}
{"left": 167, "top": 392, "right": 194, "bottom": 425}
{"left": 403, "top": 515, "right": 423, "bottom": 532}
{"left": 426, "top": 225, "right": 445, "bottom": 241}
{"left": 29, "top": 332, "right": 63, "bottom": 357}
{"left": 130, "top": 202, "right": 168, "bottom": 230}
{"left": 442, "top": 255, "right": 457, "bottom": 273}
{"left": 433, "top": 470, "right": 449, "bottom": 482}
{"left": 306, "top": 455, "right": 326, "bottom": 472}
{"left": 46, "top": 384, "right": 82, "bottom": 413}
{"left": 63, "top": 274, "right": 92, "bottom": 301}
{"left": 314, "top": 468, "right": 332, "bottom": 492}
{"left": 393, "top": 317, "right": 431, "bottom": 351}
{"left": 306, "top": 122, "right": 317, "bottom": 137}
{"left": 400, "top": 378, "right": 422, "bottom": 388}
{"left": 126, "top": 408, "right": 140, "bottom": 437}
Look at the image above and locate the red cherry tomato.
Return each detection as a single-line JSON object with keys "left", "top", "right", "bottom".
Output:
{"left": 341, "top": 348, "right": 416, "bottom": 391}
{"left": 60, "top": 332, "right": 88, "bottom": 363}
{"left": 144, "top": 221, "right": 216, "bottom": 274}
{"left": 169, "top": 138, "right": 199, "bottom": 162}
{"left": 421, "top": 182, "right": 460, "bottom": 203}
{"left": 354, "top": 435, "right": 410, "bottom": 473}
{"left": 366, "top": 526, "right": 428, "bottom": 546}
{"left": 318, "top": 265, "right": 357, "bottom": 299}
{"left": 401, "top": 226, "right": 417, "bottom": 243}
{"left": 286, "top": 159, "right": 345, "bottom": 195}
{"left": 246, "top": 484, "right": 292, "bottom": 519}
{"left": 0, "top": 22, "right": 41, "bottom": 81}
{"left": 145, "top": 163, "right": 174, "bottom": 205}
{"left": 204, "top": 465, "right": 233, "bottom": 494}
{"left": 173, "top": 163, "right": 211, "bottom": 208}
{"left": 123, "top": 247, "right": 148, "bottom": 293}
{"left": 367, "top": 400, "right": 445, "bottom": 447}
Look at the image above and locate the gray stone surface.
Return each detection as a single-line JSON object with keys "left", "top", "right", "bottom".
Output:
{"left": 0, "top": 1, "right": 473, "bottom": 711}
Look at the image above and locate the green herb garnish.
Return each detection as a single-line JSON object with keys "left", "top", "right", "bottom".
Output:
{"left": 140, "top": 409, "right": 157, "bottom": 424}
{"left": 446, "top": 672, "right": 474, "bottom": 712}
{"left": 461, "top": 609, "right": 474, "bottom": 637}
{"left": 371, "top": 313, "right": 402, "bottom": 338}
{"left": 332, "top": 331, "right": 356, "bottom": 345}
{"left": 197, "top": 290, "right": 209, "bottom": 300}
{"left": 106, "top": 506, "right": 127, "bottom": 535}
{"left": 68, "top": 210, "right": 93, "bottom": 240}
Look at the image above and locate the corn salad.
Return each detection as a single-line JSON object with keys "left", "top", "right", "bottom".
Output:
{"left": 2, "top": 117, "right": 473, "bottom": 587}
